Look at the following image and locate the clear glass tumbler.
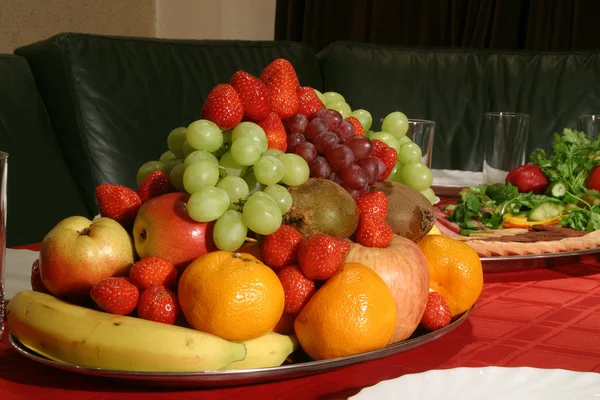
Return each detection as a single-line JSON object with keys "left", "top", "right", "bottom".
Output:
{"left": 577, "top": 115, "right": 600, "bottom": 140}
{"left": 482, "top": 112, "right": 529, "bottom": 184}
{"left": 406, "top": 119, "right": 435, "bottom": 168}
{"left": 0, "top": 152, "right": 7, "bottom": 339}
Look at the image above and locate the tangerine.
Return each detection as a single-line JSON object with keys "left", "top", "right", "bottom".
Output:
{"left": 417, "top": 234, "right": 483, "bottom": 316}
{"left": 178, "top": 251, "right": 284, "bottom": 341}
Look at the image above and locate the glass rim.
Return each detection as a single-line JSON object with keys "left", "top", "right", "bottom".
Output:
{"left": 408, "top": 118, "right": 435, "bottom": 125}
{"left": 485, "top": 112, "right": 529, "bottom": 118}
{"left": 578, "top": 114, "right": 600, "bottom": 120}
{"left": 0, "top": 151, "right": 8, "bottom": 159}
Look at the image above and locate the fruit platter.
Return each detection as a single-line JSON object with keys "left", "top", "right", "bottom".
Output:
{"left": 434, "top": 129, "right": 600, "bottom": 270}
{"left": 7, "top": 58, "right": 483, "bottom": 386}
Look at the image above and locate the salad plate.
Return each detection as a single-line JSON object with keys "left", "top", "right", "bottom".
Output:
{"left": 479, "top": 246, "right": 600, "bottom": 272}
{"left": 349, "top": 367, "right": 600, "bottom": 399}
{"left": 8, "top": 307, "right": 472, "bottom": 388}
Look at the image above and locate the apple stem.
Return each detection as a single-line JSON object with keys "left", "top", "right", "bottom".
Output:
{"left": 244, "top": 237, "right": 257, "bottom": 243}
{"left": 78, "top": 227, "right": 92, "bottom": 236}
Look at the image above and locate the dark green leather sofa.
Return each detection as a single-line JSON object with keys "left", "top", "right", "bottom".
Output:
{"left": 5, "top": 33, "right": 600, "bottom": 245}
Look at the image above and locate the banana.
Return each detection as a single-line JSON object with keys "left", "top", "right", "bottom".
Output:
{"left": 222, "top": 331, "right": 299, "bottom": 370}
{"left": 7, "top": 290, "right": 246, "bottom": 372}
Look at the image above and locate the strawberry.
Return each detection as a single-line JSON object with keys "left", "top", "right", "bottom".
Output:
{"left": 30, "top": 259, "right": 49, "bottom": 293}
{"left": 297, "top": 233, "right": 351, "bottom": 280}
{"left": 262, "top": 65, "right": 299, "bottom": 120}
{"left": 260, "top": 58, "right": 300, "bottom": 89}
{"left": 345, "top": 116, "right": 365, "bottom": 136}
{"left": 90, "top": 277, "right": 139, "bottom": 315}
{"left": 261, "top": 224, "right": 303, "bottom": 269}
{"left": 356, "top": 190, "right": 388, "bottom": 219}
{"left": 296, "top": 86, "right": 325, "bottom": 118}
{"left": 201, "top": 83, "right": 244, "bottom": 129}
{"left": 258, "top": 112, "right": 287, "bottom": 152}
{"left": 505, "top": 164, "right": 549, "bottom": 194}
{"left": 137, "top": 170, "right": 173, "bottom": 203}
{"left": 230, "top": 70, "right": 272, "bottom": 121}
{"left": 129, "top": 256, "right": 178, "bottom": 291}
{"left": 94, "top": 183, "right": 142, "bottom": 230}
{"left": 371, "top": 140, "right": 398, "bottom": 180}
{"left": 420, "top": 291, "right": 452, "bottom": 331}
{"left": 355, "top": 215, "right": 393, "bottom": 248}
{"left": 137, "top": 285, "right": 180, "bottom": 325}
{"left": 277, "top": 265, "right": 316, "bottom": 314}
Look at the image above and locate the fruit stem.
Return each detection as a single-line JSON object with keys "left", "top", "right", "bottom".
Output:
{"left": 78, "top": 227, "right": 92, "bottom": 236}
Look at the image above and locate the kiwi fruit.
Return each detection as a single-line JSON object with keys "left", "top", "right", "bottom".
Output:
{"left": 283, "top": 178, "right": 359, "bottom": 238}
{"left": 371, "top": 181, "right": 435, "bottom": 242}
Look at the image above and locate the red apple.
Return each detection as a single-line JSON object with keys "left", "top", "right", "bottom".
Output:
{"left": 344, "top": 235, "right": 429, "bottom": 343}
{"left": 133, "top": 192, "right": 216, "bottom": 271}
{"left": 39, "top": 216, "right": 136, "bottom": 301}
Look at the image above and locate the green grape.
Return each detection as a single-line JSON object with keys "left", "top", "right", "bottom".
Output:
{"left": 244, "top": 171, "right": 264, "bottom": 194}
{"left": 278, "top": 153, "right": 310, "bottom": 186}
{"left": 322, "top": 91, "right": 345, "bottom": 106}
{"left": 313, "top": 88, "right": 326, "bottom": 105}
{"left": 351, "top": 109, "right": 373, "bottom": 131}
{"left": 232, "top": 122, "right": 268, "bottom": 153}
{"left": 219, "top": 151, "right": 248, "bottom": 177}
{"left": 263, "top": 148, "right": 285, "bottom": 158}
{"left": 400, "top": 162, "right": 433, "bottom": 192}
{"left": 169, "top": 163, "right": 186, "bottom": 191}
{"left": 213, "top": 210, "right": 247, "bottom": 251}
{"left": 386, "top": 161, "right": 403, "bottom": 183}
{"left": 187, "top": 186, "right": 229, "bottom": 222}
{"left": 186, "top": 119, "right": 223, "bottom": 153}
{"left": 183, "top": 160, "right": 220, "bottom": 193}
{"left": 137, "top": 161, "right": 163, "bottom": 185}
{"left": 263, "top": 184, "right": 293, "bottom": 214}
{"left": 167, "top": 127, "right": 187, "bottom": 158}
{"left": 182, "top": 140, "right": 196, "bottom": 158}
{"left": 230, "top": 136, "right": 262, "bottom": 166}
{"left": 420, "top": 188, "right": 437, "bottom": 205}
{"left": 327, "top": 101, "right": 352, "bottom": 118}
{"left": 366, "top": 130, "right": 376, "bottom": 139}
{"left": 381, "top": 111, "right": 409, "bottom": 140}
{"left": 253, "top": 155, "right": 284, "bottom": 185}
{"left": 242, "top": 191, "right": 282, "bottom": 235}
{"left": 160, "top": 158, "right": 183, "bottom": 176}
{"left": 397, "top": 142, "right": 423, "bottom": 165}
{"left": 397, "top": 136, "right": 412, "bottom": 147}
{"left": 370, "top": 132, "right": 400, "bottom": 153}
{"left": 216, "top": 175, "right": 249, "bottom": 208}
{"left": 159, "top": 151, "right": 176, "bottom": 163}
{"left": 184, "top": 150, "right": 219, "bottom": 168}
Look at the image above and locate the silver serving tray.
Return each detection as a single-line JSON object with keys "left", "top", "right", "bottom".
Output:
{"left": 8, "top": 308, "right": 472, "bottom": 388}
{"left": 480, "top": 247, "right": 600, "bottom": 272}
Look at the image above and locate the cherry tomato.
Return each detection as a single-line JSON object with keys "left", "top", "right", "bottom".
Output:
{"left": 586, "top": 166, "right": 600, "bottom": 191}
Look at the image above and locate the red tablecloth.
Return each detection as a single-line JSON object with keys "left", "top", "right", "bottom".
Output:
{"left": 2, "top": 245, "right": 600, "bottom": 399}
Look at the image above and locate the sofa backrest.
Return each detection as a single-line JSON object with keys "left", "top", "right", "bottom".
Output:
{"left": 15, "top": 34, "right": 322, "bottom": 214}
{"left": 0, "top": 55, "right": 90, "bottom": 247}
{"left": 318, "top": 41, "right": 600, "bottom": 171}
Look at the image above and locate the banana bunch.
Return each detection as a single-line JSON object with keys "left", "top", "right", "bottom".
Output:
{"left": 7, "top": 291, "right": 298, "bottom": 372}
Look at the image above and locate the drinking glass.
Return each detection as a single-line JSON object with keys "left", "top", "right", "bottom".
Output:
{"left": 577, "top": 115, "right": 600, "bottom": 140}
{"left": 482, "top": 112, "right": 529, "bottom": 184}
{"left": 0, "top": 152, "right": 7, "bottom": 339}
{"left": 406, "top": 119, "right": 435, "bottom": 168}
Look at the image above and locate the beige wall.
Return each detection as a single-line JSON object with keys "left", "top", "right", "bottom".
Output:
{"left": 0, "top": 0, "right": 276, "bottom": 54}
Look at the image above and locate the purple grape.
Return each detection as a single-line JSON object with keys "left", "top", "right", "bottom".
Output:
{"left": 309, "top": 156, "right": 332, "bottom": 178}
{"left": 313, "top": 131, "right": 339, "bottom": 153}
{"left": 356, "top": 156, "right": 380, "bottom": 185}
{"left": 295, "top": 141, "right": 317, "bottom": 163}
{"left": 287, "top": 132, "right": 306, "bottom": 152}
{"left": 334, "top": 120, "right": 355, "bottom": 141}
{"left": 328, "top": 171, "right": 343, "bottom": 185}
{"left": 345, "top": 135, "right": 373, "bottom": 159}
{"left": 313, "top": 109, "right": 342, "bottom": 131}
{"left": 341, "top": 163, "right": 369, "bottom": 190}
{"left": 376, "top": 157, "right": 388, "bottom": 181}
{"left": 305, "top": 118, "right": 328, "bottom": 140}
{"left": 325, "top": 144, "right": 355, "bottom": 171}
{"left": 286, "top": 114, "right": 308, "bottom": 134}
{"left": 347, "top": 185, "right": 370, "bottom": 201}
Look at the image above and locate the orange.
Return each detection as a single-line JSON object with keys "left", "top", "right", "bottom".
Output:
{"left": 416, "top": 235, "right": 483, "bottom": 317}
{"left": 294, "top": 262, "right": 396, "bottom": 360}
{"left": 178, "top": 251, "right": 284, "bottom": 341}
